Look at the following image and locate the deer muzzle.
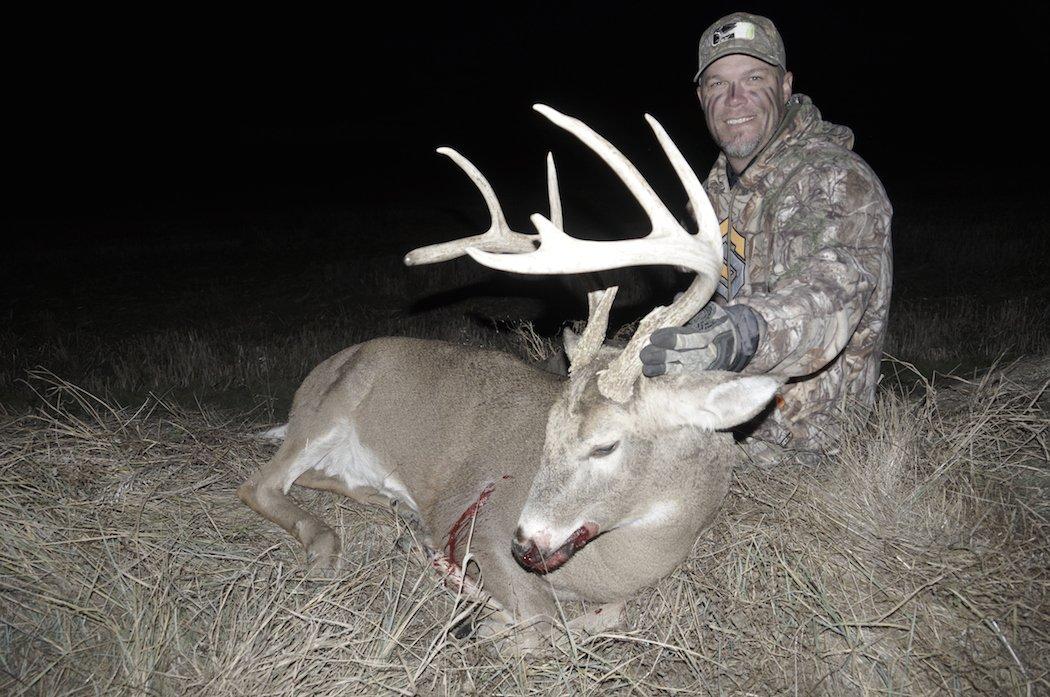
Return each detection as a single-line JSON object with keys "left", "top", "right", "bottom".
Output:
{"left": 511, "top": 522, "right": 599, "bottom": 574}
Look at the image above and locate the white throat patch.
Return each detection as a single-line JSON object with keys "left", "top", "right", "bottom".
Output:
{"left": 628, "top": 500, "right": 678, "bottom": 528}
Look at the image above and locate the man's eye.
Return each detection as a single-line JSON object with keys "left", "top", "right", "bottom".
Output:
{"left": 590, "top": 442, "right": 620, "bottom": 458}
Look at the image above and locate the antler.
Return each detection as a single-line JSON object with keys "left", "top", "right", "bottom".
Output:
{"left": 567, "top": 286, "right": 619, "bottom": 375}
{"left": 466, "top": 105, "right": 723, "bottom": 402}
{"left": 404, "top": 148, "right": 544, "bottom": 266}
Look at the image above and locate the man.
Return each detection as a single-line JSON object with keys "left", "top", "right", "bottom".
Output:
{"left": 640, "top": 12, "right": 892, "bottom": 459}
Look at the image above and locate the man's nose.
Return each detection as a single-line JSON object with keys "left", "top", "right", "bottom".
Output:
{"left": 726, "top": 82, "right": 747, "bottom": 105}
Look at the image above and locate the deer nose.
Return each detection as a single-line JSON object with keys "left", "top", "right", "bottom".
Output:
{"left": 512, "top": 537, "right": 548, "bottom": 571}
{"left": 511, "top": 526, "right": 543, "bottom": 567}
{"left": 511, "top": 537, "right": 531, "bottom": 564}
{"left": 514, "top": 525, "right": 550, "bottom": 548}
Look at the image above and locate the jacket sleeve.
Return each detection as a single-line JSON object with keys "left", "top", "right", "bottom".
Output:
{"left": 734, "top": 157, "right": 892, "bottom": 377}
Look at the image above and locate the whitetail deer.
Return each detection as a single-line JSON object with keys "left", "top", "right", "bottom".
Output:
{"left": 238, "top": 105, "right": 780, "bottom": 643}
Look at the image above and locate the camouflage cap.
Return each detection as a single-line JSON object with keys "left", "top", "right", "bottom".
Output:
{"left": 694, "top": 12, "right": 786, "bottom": 82}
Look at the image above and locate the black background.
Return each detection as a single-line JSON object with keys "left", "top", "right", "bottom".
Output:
{"left": 8, "top": 3, "right": 1046, "bottom": 237}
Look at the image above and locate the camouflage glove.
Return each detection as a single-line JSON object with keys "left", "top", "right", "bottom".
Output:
{"left": 639, "top": 303, "right": 762, "bottom": 376}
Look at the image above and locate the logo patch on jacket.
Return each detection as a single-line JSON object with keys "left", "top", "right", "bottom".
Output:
{"left": 718, "top": 218, "right": 747, "bottom": 300}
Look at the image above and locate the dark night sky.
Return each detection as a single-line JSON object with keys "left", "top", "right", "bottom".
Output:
{"left": 6, "top": 3, "right": 1047, "bottom": 236}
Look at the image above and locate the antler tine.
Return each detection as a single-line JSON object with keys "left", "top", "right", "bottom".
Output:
{"left": 547, "top": 152, "right": 563, "bottom": 229}
{"left": 644, "top": 114, "right": 720, "bottom": 242}
{"left": 534, "top": 104, "right": 680, "bottom": 234}
{"left": 569, "top": 287, "right": 618, "bottom": 374}
{"left": 403, "top": 147, "right": 537, "bottom": 267}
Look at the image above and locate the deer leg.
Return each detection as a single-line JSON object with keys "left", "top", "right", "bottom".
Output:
{"left": 293, "top": 468, "right": 430, "bottom": 550}
{"left": 293, "top": 468, "right": 388, "bottom": 506}
{"left": 299, "top": 465, "right": 429, "bottom": 533}
{"left": 237, "top": 447, "right": 343, "bottom": 573}
{"left": 448, "top": 546, "right": 562, "bottom": 653}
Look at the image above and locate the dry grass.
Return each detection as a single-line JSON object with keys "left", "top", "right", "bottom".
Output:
{"left": 1, "top": 362, "right": 1047, "bottom": 695}
{"left": 886, "top": 296, "right": 1050, "bottom": 369}
{"left": 6, "top": 284, "right": 1046, "bottom": 410}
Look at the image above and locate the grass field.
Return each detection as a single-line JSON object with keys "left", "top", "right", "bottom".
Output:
{"left": 2, "top": 182, "right": 1048, "bottom": 694}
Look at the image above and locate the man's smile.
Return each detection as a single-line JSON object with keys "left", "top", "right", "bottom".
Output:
{"left": 725, "top": 116, "right": 756, "bottom": 126}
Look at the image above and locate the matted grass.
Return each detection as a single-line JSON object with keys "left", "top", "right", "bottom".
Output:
{"left": 1, "top": 361, "right": 1046, "bottom": 695}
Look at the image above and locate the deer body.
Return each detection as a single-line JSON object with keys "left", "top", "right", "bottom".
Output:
{"left": 240, "top": 336, "right": 752, "bottom": 628}
{"left": 239, "top": 106, "right": 781, "bottom": 641}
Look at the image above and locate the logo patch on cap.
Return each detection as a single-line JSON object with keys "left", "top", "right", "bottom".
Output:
{"left": 712, "top": 21, "right": 756, "bottom": 46}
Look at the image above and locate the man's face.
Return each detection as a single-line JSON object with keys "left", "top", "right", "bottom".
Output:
{"left": 697, "top": 54, "right": 793, "bottom": 171}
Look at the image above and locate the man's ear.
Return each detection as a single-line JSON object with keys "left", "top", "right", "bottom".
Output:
{"left": 663, "top": 374, "right": 782, "bottom": 431}
{"left": 781, "top": 70, "right": 794, "bottom": 103}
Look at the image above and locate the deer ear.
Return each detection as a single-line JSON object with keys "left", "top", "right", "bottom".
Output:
{"left": 671, "top": 375, "right": 781, "bottom": 431}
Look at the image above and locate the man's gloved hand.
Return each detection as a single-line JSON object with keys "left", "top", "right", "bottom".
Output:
{"left": 640, "top": 302, "right": 762, "bottom": 377}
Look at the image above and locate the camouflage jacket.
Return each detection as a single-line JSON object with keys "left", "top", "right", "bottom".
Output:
{"left": 703, "top": 94, "right": 892, "bottom": 451}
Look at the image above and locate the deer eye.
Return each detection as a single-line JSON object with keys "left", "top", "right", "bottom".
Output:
{"left": 589, "top": 441, "right": 620, "bottom": 458}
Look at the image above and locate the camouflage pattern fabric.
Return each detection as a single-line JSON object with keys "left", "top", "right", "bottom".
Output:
{"left": 701, "top": 94, "right": 893, "bottom": 455}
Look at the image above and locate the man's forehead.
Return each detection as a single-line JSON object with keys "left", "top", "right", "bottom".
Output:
{"left": 702, "top": 54, "right": 779, "bottom": 80}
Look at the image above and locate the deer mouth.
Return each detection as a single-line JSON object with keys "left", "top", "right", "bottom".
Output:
{"left": 512, "top": 522, "right": 599, "bottom": 574}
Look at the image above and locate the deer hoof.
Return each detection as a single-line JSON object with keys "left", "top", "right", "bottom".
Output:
{"left": 305, "top": 532, "right": 343, "bottom": 576}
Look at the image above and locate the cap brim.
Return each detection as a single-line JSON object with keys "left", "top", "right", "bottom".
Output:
{"left": 693, "top": 49, "right": 782, "bottom": 83}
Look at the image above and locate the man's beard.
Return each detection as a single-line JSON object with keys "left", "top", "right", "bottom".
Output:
{"left": 720, "top": 134, "right": 762, "bottom": 160}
